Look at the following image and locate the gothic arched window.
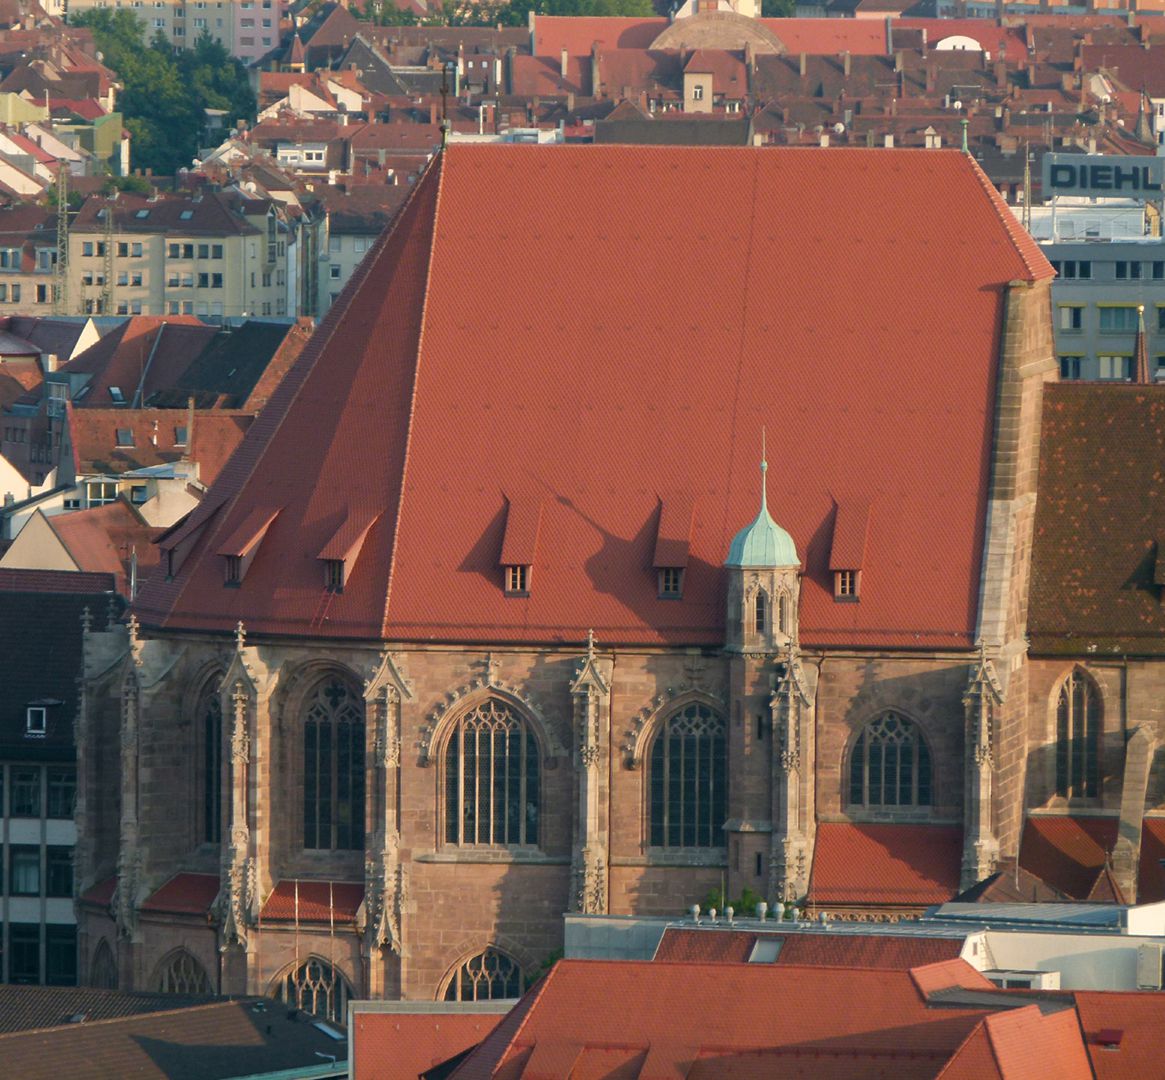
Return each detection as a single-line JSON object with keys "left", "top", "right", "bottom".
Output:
{"left": 444, "top": 699, "right": 540, "bottom": 847}
{"left": 303, "top": 676, "right": 365, "bottom": 851}
{"left": 649, "top": 702, "right": 727, "bottom": 848}
{"left": 200, "top": 690, "right": 222, "bottom": 845}
{"left": 848, "top": 712, "right": 932, "bottom": 809}
{"left": 1056, "top": 671, "right": 1101, "bottom": 799}
{"left": 154, "top": 949, "right": 211, "bottom": 995}
{"left": 778, "top": 592, "right": 789, "bottom": 634}
{"left": 90, "top": 939, "right": 116, "bottom": 989}
{"left": 443, "top": 948, "right": 522, "bottom": 1002}
{"left": 754, "top": 591, "right": 767, "bottom": 634}
{"left": 270, "top": 957, "right": 352, "bottom": 1023}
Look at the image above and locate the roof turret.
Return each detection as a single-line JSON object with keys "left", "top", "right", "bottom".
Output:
{"left": 725, "top": 448, "right": 798, "bottom": 569}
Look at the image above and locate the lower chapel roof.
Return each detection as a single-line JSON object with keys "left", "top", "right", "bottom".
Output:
{"left": 133, "top": 145, "right": 1052, "bottom": 646}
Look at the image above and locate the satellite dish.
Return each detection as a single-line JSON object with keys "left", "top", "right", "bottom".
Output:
{"left": 833, "top": 122, "right": 845, "bottom": 134}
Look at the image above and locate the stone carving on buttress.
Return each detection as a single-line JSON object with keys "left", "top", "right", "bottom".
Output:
{"left": 961, "top": 642, "right": 1004, "bottom": 888}
{"left": 769, "top": 641, "right": 816, "bottom": 903}
{"left": 215, "top": 623, "right": 264, "bottom": 950}
{"left": 569, "top": 631, "right": 611, "bottom": 914}
{"left": 361, "top": 652, "right": 413, "bottom": 956}
{"left": 114, "top": 653, "right": 142, "bottom": 940}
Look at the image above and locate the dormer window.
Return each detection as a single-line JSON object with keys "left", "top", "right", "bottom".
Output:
{"left": 834, "top": 570, "right": 859, "bottom": 600}
{"left": 116, "top": 428, "right": 134, "bottom": 447}
{"left": 324, "top": 558, "right": 344, "bottom": 593}
{"left": 658, "top": 567, "right": 683, "bottom": 599}
{"left": 224, "top": 554, "right": 242, "bottom": 586}
{"left": 26, "top": 706, "right": 46, "bottom": 736}
{"left": 504, "top": 564, "right": 529, "bottom": 595}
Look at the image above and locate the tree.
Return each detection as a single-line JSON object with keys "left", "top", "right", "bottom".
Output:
{"left": 71, "top": 12, "right": 256, "bottom": 176}
{"left": 761, "top": 0, "right": 795, "bottom": 15}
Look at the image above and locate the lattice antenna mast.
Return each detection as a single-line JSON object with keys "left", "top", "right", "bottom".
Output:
{"left": 1022, "top": 141, "right": 1032, "bottom": 233}
{"left": 53, "top": 167, "right": 68, "bottom": 315}
{"left": 101, "top": 195, "right": 114, "bottom": 315}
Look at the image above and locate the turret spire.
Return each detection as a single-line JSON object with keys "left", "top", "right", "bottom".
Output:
{"left": 760, "top": 427, "right": 768, "bottom": 515}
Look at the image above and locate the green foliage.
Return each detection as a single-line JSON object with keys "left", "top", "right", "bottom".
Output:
{"left": 103, "top": 173, "right": 153, "bottom": 195}
{"left": 358, "top": 0, "right": 420, "bottom": 24}
{"left": 761, "top": 0, "right": 795, "bottom": 15}
{"left": 71, "top": 11, "right": 256, "bottom": 176}
{"left": 699, "top": 885, "right": 765, "bottom": 917}
{"left": 526, "top": 947, "right": 562, "bottom": 988}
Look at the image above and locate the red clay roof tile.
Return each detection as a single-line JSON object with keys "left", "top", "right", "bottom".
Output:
{"left": 1018, "top": 815, "right": 1118, "bottom": 900}
{"left": 353, "top": 1010, "right": 503, "bottom": 1079}
{"left": 134, "top": 146, "right": 1049, "bottom": 646}
{"left": 141, "top": 873, "right": 220, "bottom": 916}
{"left": 809, "top": 823, "right": 963, "bottom": 907}
{"left": 259, "top": 880, "right": 362, "bottom": 923}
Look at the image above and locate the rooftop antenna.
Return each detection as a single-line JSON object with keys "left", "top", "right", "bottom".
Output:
{"left": 1021, "top": 140, "right": 1031, "bottom": 233}
{"left": 439, "top": 62, "right": 452, "bottom": 149}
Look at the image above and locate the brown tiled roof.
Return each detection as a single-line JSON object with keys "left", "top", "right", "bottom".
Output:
{"left": 1075, "top": 990, "right": 1165, "bottom": 1080}
{"left": 259, "top": 879, "right": 363, "bottom": 923}
{"left": 1030, "top": 385, "right": 1165, "bottom": 656}
{"left": 46, "top": 500, "right": 164, "bottom": 593}
{"left": 353, "top": 1007, "right": 505, "bottom": 1080}
{"left": 0, "top": 985, "right": 218, "bottom": 1035}
{"left": 134, "top": 145, "right": 1049, "bottom": 647}
{"left": 141, "top": 872, "right": 220, "bottom": 916}
{"left": 809, "top": 823, "right": 964, "bottom": 907}
{"left": 1018, "top": 815, "right": 1118, "bottom": 900}
{"left": 0, "top": 1000, "right": 349, "bottom": 1079}
{"left": 654, "top": 928, "right": 758, "bottom": 962}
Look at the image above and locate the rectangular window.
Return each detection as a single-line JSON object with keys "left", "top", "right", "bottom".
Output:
{"left": 224, "top": 554, "right": 241, "bottom": 585}
{"left": 117, "top": 271, "right": 128, "bottom": 286}
{"left": 26, "top": 706, "right": 46, "bottom": 735}
{"left": 87, "top": 481, "right": 118, "bottom": 506}
{"left": 10, "top": 846, "right": 40, "bottom": 895}
{"left": 324, "top": 559, "right": 344, "bottom": 592}
{"left": 1061, "top": 260, "right": 1076, "bottom": 280}
{"left": 198, "top": 243, "right": 209, "bottom": 259}
{"left": 692, "top": 85, "right": 704, "bottom": 101}
{"left": 212, "top": 244, "right": 223, "bottom": 259}
{"left": 834, "top": 570, "right": 857, "bottom": 599}
{"left": 46, "top": 768, "right": 75, "bottom": 819}
{"left": 211, "top": 273, "right": 222, "bottom": 288}
{"left": 46, "top": 926, "right": 77, "bottom": 986}
{"left": 11, "top": 767, "right": 41, "bottom": 816}
{"left": 198, "top": 273, "right": 209, "bottom": 288}
{"left": 130, "top": 484, "right": 148, "bottom": 505}
{"left": 9, "top": 925, "right": 40, "bottom": 984}
{"left": 1158, "top": 307, "right": 1165, "bottom": 333}
{"left": 1059, "top": 355, "right": 1083, "bottom": 380}
{"left": 1099, "top": 354, "right": 1133, "bottom": 381}
{"left": 1154, "top": 261, "right": 1164, "bottom": 280}
{"left": 1078, "top": 260, "right": 1091, "bottom": 279}
{"left": 1099, "top": 306, "right": 1138, "bottom": 334}
{"left": 504, "top": 565, "right": 528, "bottom": 594}
{"left": 82, "top": 241, "right": 93, "bottom": 257}
{"left": 132, "top": 242, "right": 143, "bottom": 257}
{"left": 658, "top": 567, "right": 683, "bottom": 598}
{"left": 329, "top": 264, "right": 341, "bottom": 280}
{"left": 1058, "top": 306, "right": 1083, "bottom": 331}
{"left": 46, "top": 847, "right": 73, "bottom": 898}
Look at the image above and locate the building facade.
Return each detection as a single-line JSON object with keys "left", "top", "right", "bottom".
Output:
{"left": 72, "top": 145, "right": 1056, "bottom": 1013}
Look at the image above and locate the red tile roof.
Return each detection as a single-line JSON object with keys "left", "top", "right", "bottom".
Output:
{"left": 447, "top": 959, "right": 1008, "bottom": 1080}
{"left": 136, "top": 146, "right": 1049, "bottom": 646}
{"left": 0, "top": 568, "right": 115, "bottom": 594}
{"left": 79, "top": 874, "right": 117, "bottom": 906}
{"left": 353, "top": 1009, "right": 504, "bottom": 1079}
{"left": 46, "top": 501, "right": 163, "bottom": 594}
{"left": 1018, "top": 815, "right": 1118, "bottom": 900}
{"left": 1137, "top": 817, "right": 1165, "bottom": 903}
{"left": 259, "top": 880, "right": 363, "bottom": 923}
{"left": 939, "top": 1006, "right": 1093, "bottom": 1080}
{"left": 141, "top": 873, "right": 220, "bottom": 916}
{"left": 1075, "top": 990, "right": 1165, "bottom": 1080}
{"left": 654, "top": 928, "right": 758, "bottom": 962}
{"left": 809, "top": 823, "right": 963, "bottom": 907}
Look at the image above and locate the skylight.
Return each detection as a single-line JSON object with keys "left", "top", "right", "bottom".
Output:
{"left": 135, "top": 209, "right": 149, "bottom": 219}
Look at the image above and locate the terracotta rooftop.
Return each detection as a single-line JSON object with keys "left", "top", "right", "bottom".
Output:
{"left": 1018, "top": 815, "right": 1118, "bottom": 900}
{"left": 352, "top": 1006, "right": 506, "bottom": 1080}
{"left": 141, "top": 873, "right": 220, "bottom": 916}
{"left": 0, "top": 985, "right": 218, "bottom": 1035}
{"left": 259, "top": 879, "right": 363, "bottom": 923}
{"left": 1075, "top": 990, "right": 1165, "bottom": 1080}
{"left": 446, "top": 958, "right": 1021, "bottom": 1080}
{"left": 45, "top": 500, "right": 164, "bottom": 594}
{"left": 809, "top": 823, "right": 964, "bottom": 908}
{"left": 1030, "top": 385, "right": 1165, "bottom": 657}
{"left": 135, "top": 145, "right": 1050, "bottom": 646}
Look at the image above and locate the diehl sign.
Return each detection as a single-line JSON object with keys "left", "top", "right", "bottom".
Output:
{"left": 1042, "top": 154, "right": 1165, "bottom": 198}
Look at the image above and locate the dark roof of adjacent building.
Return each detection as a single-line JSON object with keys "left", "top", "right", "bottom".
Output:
{"left": 0, "top": 568, "right": 118, "bottom": 759}
{"left": 593, "top": 115, "right": 752, "bottom": 144}
{"left": 0, "top": 985, "right": 220, "bottom": 1035}
{"left": 134, "top": 145, "right": 1050, "bottom": 646}
{"left": 0, "top": 1000, "right": 348, "bottom": 1079}
{"left": 1030, "top": 384, "right": 1165, "bottom": 657}
{"left": 71, "top": 192, "right": 266, "bottom": 237}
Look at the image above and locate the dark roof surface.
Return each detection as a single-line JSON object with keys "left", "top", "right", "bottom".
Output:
{"left": 1030, "top": 384, "right": 1165, "bottom": 656}
{"left": 135, "top": 145, "right": 1050, "bottom": 647}
{"left": 0, "top": 986, "right": 219, "bottom": 1035}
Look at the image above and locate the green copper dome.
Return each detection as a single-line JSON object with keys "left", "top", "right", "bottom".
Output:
{"left": 725, "top": 459, "right": 799, "bottom": 568}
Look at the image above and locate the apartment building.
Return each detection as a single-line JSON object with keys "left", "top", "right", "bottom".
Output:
{"left": 0, "top": 569, "right": 119, "bottom": 986}
{"left": 0, "top": 206, "right": 58, "bottom": 316}
{"left": 63, "top": 0, "right": 289, "bottom": 64}
{"left": 68, "top": 192, "right": 288, "bottom": 320}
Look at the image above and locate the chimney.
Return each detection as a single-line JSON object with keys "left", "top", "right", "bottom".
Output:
{"left": 895, "top": 50, "right": 904, "bottom": 73}
{"left": 842, "top": 50, "right": 851, "bottom": 77}
{"left": 799, "top": 52, "right": 807, "bottom": 79}
{"left": 567, "top": 91, "right": 575, "bottom": 113}
{"left": 429, "top": 102, "right": 438, "bottom": 125}
{"left": 995, "top": 57, "right": 1007, "bottom": 88}
{"left": 591, "top": 44, "right": 602, "bottom": 98}
{"left": 505, "top": 46, "right": 516, "bottom": 95}
{"left": 884, "top": 132, "right": 894, "bottom": 147}
{"left": 40, "top": 352, "right": 57, "bottom": 374}
{"left": 561, "top": 47, "right": 568, "bottom": 80}
{"left": 926, "top": 62, "right": 936, "bottom": 93}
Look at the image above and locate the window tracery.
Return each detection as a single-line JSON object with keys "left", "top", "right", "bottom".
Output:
{"left": 444, "top": 699, "right": 540, "bottom": 847}
{"left": 270, "top": 957, "right": 352, "bottom": 1023}
{"left": 303, "top": 676, "right": 365, "bottom": 851}
{"left": 155, "top": 949, "right": 211, "bottom": 995}
{"left": 443, "top": 948, "right": 522, "bottom": 1002}
{"left": 649, "top": 702, "right": 727, "bottom": 848}
{"left": 848, "top": 712, "right": 932, "bottom": 809}
{"left": 90, "top": 939, "right": 116, "bottom": 989}
{"left": 1056, "top": 670, "right": 1100, "bottom": 799}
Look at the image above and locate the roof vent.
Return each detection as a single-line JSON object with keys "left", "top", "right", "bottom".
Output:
{"left": 1096, "top": 1028, "right": 1124, "bottom": 1050}
{"left": 67, "top": 1014, "right": 87, "bottom": 1024}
